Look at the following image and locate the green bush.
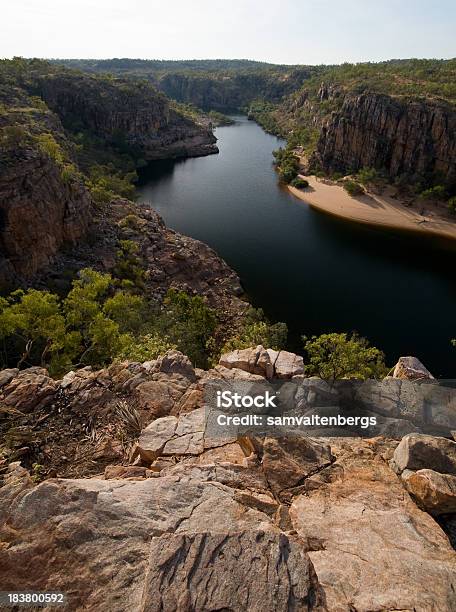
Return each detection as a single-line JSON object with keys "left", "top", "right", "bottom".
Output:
{"left": 222, "top": 307, "right": 287, "bottom": 354}
{"left": 0, "top": 268, "right": 225, "bottom": 374}
{"left": 118, "top": 333, "right": 176, "bottom": 362}
{"left": 356, "top": 167, "right": 379, "bottom": 185}
{"left": 36, "top": 133, "right": 65, "bottom": 165}
{"left": 303, "top": 332, "right": 388, "bottom": 381}
{"left": 448, "top": 197, "right": 456, "bottom": 214}
{"left": 113, "top": 240, "right": 146, "bottom": 290}
{"left": 343, "top": 180, "right": 364, "bottom": 196}
{"left": 290, "top": 177, "right": 309, "bottom": 189}
{"left": 420, "top": 185, "right": 447, "bottom": 200}
{"left": 158, "top": 289, "right": 217, "bottom": 368}
{"left": 273, "top": 147, "right": 300, "bottom": 184}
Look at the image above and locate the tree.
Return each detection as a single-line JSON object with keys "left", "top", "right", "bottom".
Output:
{"left": 0, "top": 289, "right": 68, "bottom": 369}
{"left": 113, "top": 240, "right": 146, "bottom": 290}
{"left": 290, "top": 177, "right": 309, "bottom": 189}
{"left": 303, "top": 332, "right": 387, "bottom": 381}
{"left": 222, "top": 307, "right": 287, "bottom": 353}
{"left": 343, "top": 180, "right": 364, "bottom": 196}
{"left": 159, "top": 289, "right": 217, "bottom": 368}
{"left": 356, "top": 167, "right": 379, "bottom": 185}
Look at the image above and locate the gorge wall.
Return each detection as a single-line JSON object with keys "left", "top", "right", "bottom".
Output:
{"left": 155, "top": 70, "right": 312, "bottom": 112}
{"left": 38, "top": 73, "right": 218, "bottom": 159}
{"left": 0, "top": 146, "right": 91, "bottom": 286}
{"left": 0, "top": 61, "right": 220, "bottom": 286}
{"left": 312, "top": 92, "right": 456, "bottom": 186}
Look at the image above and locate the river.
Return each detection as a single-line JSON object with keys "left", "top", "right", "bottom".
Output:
{"left": 138, "top": 115, "right": 456, "bottom": 377}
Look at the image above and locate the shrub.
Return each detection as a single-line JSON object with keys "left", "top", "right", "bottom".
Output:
{"left": 113, "top": 240, "right": 146, "bottom": 290}
{"left": 303, "top": 332, "right": 388, "bottom": 381}
{"left": 356, "top": 167, "right": 379, "bottom": 185}
{"left": 420, "top": 185, "right": 447, "bottom": 200}
{"left": 331, "top": 172, "right": 344, "bottom": 181}
{"left": 158, "top": 289, "right": 217, "bottom": 368}
{"left": 448, "top": 197, "right": 456, "bottom": 214}
{"left": 0, "top": 125, "right": 31, "bottom": 146}
{"left": 118, "top": 333, "right": 176, "bottom": 362}
{"left": 0, "top": 268, "right": 223, "bottom": 374}
{"left": 343, "top": 180, "right": 364, "bottom": 196}
{"left": 273, "top": 147, "right": 300, "bottom": 184}
{"left": 222, "top": 307, "right": 287, "bottom": 354}
{"left": 60, "top": 163, "right": 81, "bottom": 184}
{"left": 36, "top": 133, "right": 65, "bottom": 165}
{"left": 290, "top": 177, "right": 309, "bottom": 189}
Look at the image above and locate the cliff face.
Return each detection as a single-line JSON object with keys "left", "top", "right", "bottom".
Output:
{"left": 156, "top": 70, "right": 312, "bottom": 112}
{"left": 0, "top": 147, "right": 91, "bottom": 288}
{"left": 38, "top": 73, "right": 218, "bottom": 159}
{"left": 313, "top": 93, "right": 456, "bottom": 185}
{"left": 0, "top": 62, "right": 223, "bottom": 286}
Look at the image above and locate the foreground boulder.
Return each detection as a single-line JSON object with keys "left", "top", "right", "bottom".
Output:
{"left": 402, "top": 469, "right": 456, "bottom": 515}
{"left": 0, "top": 464, "right": 322, "bottom": 611}
{"left": 392, "top": 356, "right": 434, "bottom": 380}
{"left": 141, "top": 531, "right": 324, "bottom": 611}
{"left": 290, "top": 439, "right": 456, "bottom": 611}
{"left": 393, "top": 433, "right": 456, "bottom": 474}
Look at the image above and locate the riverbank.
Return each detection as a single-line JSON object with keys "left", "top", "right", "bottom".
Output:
{"left": 289, "top": 176, "right": 456, "bottom": 242}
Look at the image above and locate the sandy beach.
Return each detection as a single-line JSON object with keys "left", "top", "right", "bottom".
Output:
{"left": 289, "top": 176, "right": 456, "bottom": 242}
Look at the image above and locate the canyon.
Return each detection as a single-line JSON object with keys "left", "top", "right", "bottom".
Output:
{"left": 0, "top": 61, "right": 219, "bottom": 288}
{"left": 0, "top": 57, "right": 455, "bottom": 611}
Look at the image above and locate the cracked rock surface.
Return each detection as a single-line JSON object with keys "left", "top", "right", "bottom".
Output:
{"left": 1, "top": 354, "right": 456, "bottom": 611}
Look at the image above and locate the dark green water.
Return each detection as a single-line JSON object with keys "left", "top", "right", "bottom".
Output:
{"left": 138, "top": 115, "right": 456, "bottom": 377}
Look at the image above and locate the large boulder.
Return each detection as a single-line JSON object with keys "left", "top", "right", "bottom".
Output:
{"left": 402, "top": 468, "right": 456, "bottom": 515}
{"left": 289, "top": 440, "right": 456, "bottom": 611}
{"left": 393, "top": 433, "right": 456, "bottom": 474}
{"left": 219, "top": 346, "right": 304, "bottom": 380}
{"left": 1, "top": 367, "right": 57, "bottom": 413}
{"left": 141, "top": 531, "right": 324, "bottom": 611}
{"left": 274, "top": 350, "right": 304, "bottom": 379}
{"left": 0, "top": 467, "right": 321, "bottom": 611}
{"left": 392, "top": 356, "right": 434, "bottom": 381}
{"left": 138, "top": 409, "right": 206, "bottom": 463}
{"left": 150, "top": 350, "right": 197, "bottom": 382}
{"left": 247, "top": 436, "right": 333, "bottom": 501}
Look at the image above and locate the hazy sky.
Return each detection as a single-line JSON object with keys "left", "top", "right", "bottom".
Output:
{"left": 1, "top": 0, "right": 455, "bottom": 64}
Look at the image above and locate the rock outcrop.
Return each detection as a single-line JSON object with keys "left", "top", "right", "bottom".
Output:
{"left": 219, "top": 345, "right": 304, "bottom": 379}
{"left": 392, "top": 433, "right": 456, "bottom": 517}
{"left": 393, "top": 433, "right": 456, "bottom": 474}
{"left": 313, "top": 92, "right": 456, "bottom": 186}
{"left": 0, "top": 62, "right": 220, "bottom": 286}
{"left": 1, "top": 354, "right": 456, "bottom": 610}
{"left": 0, "top": 146, "right": 91, "bottom": 286}
{"left": 392, "top": 355, "right": 435, "bottom": 380}
{"left": 39, "top": 72, "right": 218, "bottom": 160}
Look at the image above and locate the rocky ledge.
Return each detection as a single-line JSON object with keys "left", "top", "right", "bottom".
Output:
{"left": 1, "top": 350, "right": 456, "bottom": 610}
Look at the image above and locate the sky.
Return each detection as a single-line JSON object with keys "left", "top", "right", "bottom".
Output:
{"left": 1, "top": 0, "right": 455, "bottom": 65}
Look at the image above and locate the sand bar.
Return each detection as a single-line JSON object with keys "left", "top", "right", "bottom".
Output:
{"left": 289, "top": 176, "right": 456, "bottom": 242}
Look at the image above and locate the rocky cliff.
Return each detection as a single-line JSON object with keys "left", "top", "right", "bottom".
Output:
{"left": 0, "top": 146, "right": 91, "bottom": 286}
{"left": 38, "top": 72, "right": 218, "bottom": 159}
{"left": 0, "top": 61, "right": 222, "bottom": 287}
{"left": 155, "top": 70, "right": 311, "bottom": 112}
{"left": 0, "top": 350, "right": 455, "bottom": 610}
{"left": 313, "top": 92, "right": 456, "bottom": 186}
